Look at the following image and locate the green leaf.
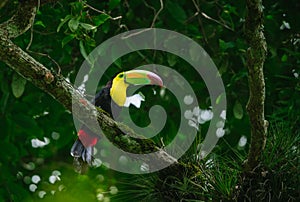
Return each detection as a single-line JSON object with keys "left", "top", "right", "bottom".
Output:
{"left": 216, "top": 93, "right": 226, "bottom": 105}
{"left": 0, "top": 93, "right": 9, "bottom": 113}
{"left": 281, "top": 54, "right": 288, "bottom": 62}
{"left": 114, "top": 58, "right": 122, "bottom": 68}
{"left": 102, "top": 21, "right": 110, "bottom": 33}
{"left": 233, "top": 101, "right": 243, "bottom": 119}
{"left": 79, "top": 41, "right": 89, "bottom": 62}
{"left": 219, "top": 39, "right": 235, "bottom": 51}
{"left": 85, "top": 36, "right": 96, "bottom": 47}
{"left": 57, "top": 15, "right": 72, "bottom": 32}
{"left": 93, "top": 14, "right": 110, "bottom": 26}
{"left": 109, "top": 0, "right": 121, "bottom": 10}
{"left": 62, "top": 34, "right": 76, "bottom": 47}
{"left": 34, "top": 20, "right": 46, "bottom": 28}
{"left": 266, "top": 15, "right": 273, "bottom": 20}
{"left": 166, "top": 1, "right": 187, "bottom": 23}
{"left": 11, "top": 73, "right": 26, "bottom": 98}
{"left": 70, "top": 1, "right": 84, "bottom": 13}
{"left": 80, "top": 23, "right": 97, "bottom": 30}
{"left": 68, "top": 18, "right": 79, "bottom": 32}
{"left": 167, "top": 54, "right": 177, "bottom": 67}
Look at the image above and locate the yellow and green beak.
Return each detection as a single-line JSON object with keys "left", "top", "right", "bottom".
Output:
{"left": 110, "top": 70, "right": 163, "bottom": 106}
{"left": 124, "top": 70, "right": 163, "bottom": 87}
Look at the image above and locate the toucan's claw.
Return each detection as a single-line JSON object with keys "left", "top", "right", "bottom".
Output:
{"left": 81, "top": 146, "right": 94, "bottom": 165}
{"left": 73, "top": 157, "right": 89, "bottom": 174}
{"left": 70, "top": 139, "right": 84, "bottom": 158}
{"left": 71, "top": 139, "right": 94, "bottom": 166}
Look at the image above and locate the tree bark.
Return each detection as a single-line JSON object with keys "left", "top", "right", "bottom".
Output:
{"left": 244, "top": 0, "right": 268, "bottom": 171}
{"left": 0, "top": 0, "right": 177, "bottom": 171}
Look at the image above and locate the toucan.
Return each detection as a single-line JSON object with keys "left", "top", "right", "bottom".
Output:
{"left": 70, "top": 70, "right": 163, "bottom": 165}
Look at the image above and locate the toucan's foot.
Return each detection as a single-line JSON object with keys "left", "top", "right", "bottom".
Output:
{"left": 70, "top": 138, "right": 94, "bottom": 165}
{"left": 73, "top": 157, "right": 89, "bottom": 174}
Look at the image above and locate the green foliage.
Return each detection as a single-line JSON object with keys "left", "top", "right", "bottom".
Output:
{"left": 112, "top": 153, "right": 242, "bottom": 201}
{"left": 239, "top": 122, "right": 299, "bottom": 201}
{"left": 0, "top": 0, "right": 299, "bottom": 201}
{"left": 11, "top": 73, "right": 27, "bottom": 98}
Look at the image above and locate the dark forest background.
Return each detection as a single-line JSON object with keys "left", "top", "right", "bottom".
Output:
{"left": 0, "top": 0, "right": 299, "bottom": 201}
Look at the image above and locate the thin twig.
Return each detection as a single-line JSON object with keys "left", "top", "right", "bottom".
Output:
{"left": 33, "top": 30, "right": 56, "bottom": 35}
{"left": 192, "top": 0, "right": 200, "bottom": 14}
{"left": 117, "top": 0, "right": 164, "bottom": 38}
{"left": 25, "top": 0, "right": 61, "bottom": 74}
{"left": 191, "top": 0, "right": 234, "bottom": 31}
{"left": 120, "top": 28, "right": 152, "bottom": 39}
{"left": 28, "top": 51, "right": 61, "bottom": 75}
{"left": 81, "top": 1, "right": 122, "bottom": 21}
{"left": 191, "top": 0, "right": 208, "bottom": 44}
{"left": 26, "top": 0, "right": 40, "bottom": 51}
{"left": 201, "top": 11, "right": 234, "bottom": 31}
{"left": 26, "top": 26, "right": 34, "bottom": 51}
{"left": 150, "top": 0, "right": 164, "bottom": 28}
{"left": 144, "top": 0, "right": 156, "bottom": 12}
{"left": 119, "top": 24, "right": 129, "bottom": 31}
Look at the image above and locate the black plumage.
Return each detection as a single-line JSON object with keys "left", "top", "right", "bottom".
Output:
{"left": 70, "top": 80, "right": 121, "bottom": 170}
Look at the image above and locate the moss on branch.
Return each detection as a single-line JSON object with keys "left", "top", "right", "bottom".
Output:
{"left": 244, "top": 0, "right": 268, "bottom": 172}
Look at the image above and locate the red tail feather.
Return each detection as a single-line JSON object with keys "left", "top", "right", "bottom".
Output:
{"left": 78, "top": 129, "right": 98, "bottom": 147}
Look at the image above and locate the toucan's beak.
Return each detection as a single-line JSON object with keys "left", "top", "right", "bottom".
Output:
{"left": 124, "top": 70, "right": 163, "bottom": 87}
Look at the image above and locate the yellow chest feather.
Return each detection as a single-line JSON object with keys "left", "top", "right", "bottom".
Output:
{"left": 110, "top": 78, "right": 129, "bottom": 106}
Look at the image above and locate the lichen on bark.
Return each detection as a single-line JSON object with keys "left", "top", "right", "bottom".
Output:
{"left": 244, "top": 0, "right": 268, "bottom": 171}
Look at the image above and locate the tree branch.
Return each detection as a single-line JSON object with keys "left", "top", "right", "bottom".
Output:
{"left": 0, "top": 0, "right": 36, "bottom": 38}
{"left": 244, "top": 0, "right": 268, "bottom": 171}
{"left": 0, "top": 0, "right": 178, "bottom": 171}
{"left": 0, "top": 0, "right": 9, "bottom": 9}
{"left": 0, "top": 0, "right": 58, "bottom": 38}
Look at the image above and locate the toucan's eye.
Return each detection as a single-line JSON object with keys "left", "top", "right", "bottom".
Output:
{"left": 118, "top": 73, "right": 124, "bottom": 78}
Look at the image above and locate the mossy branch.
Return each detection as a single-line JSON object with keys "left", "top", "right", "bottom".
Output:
{"left": 0, "top": 0, "right": 59, "bottom": 38}
{"left": 244, "top": 0, "right": 268, "bottom": 171}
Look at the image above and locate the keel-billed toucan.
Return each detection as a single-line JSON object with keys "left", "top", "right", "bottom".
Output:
{"left": 71, "top": 70, "right": 163, "bottom": 164}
